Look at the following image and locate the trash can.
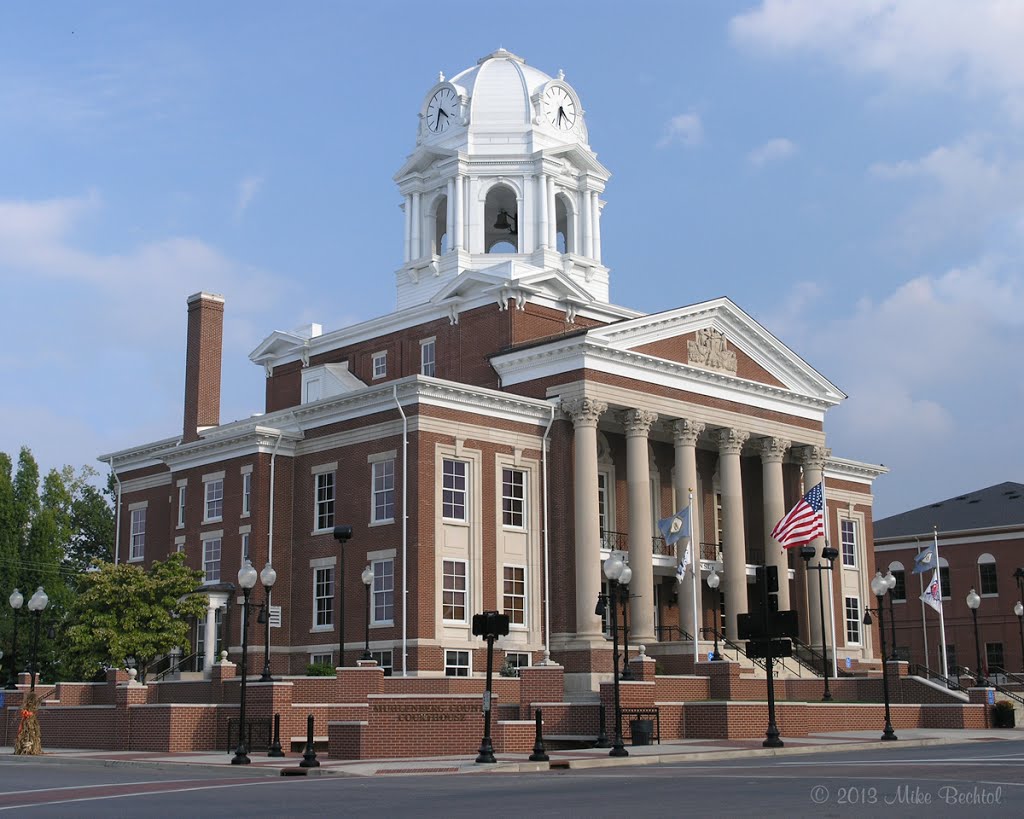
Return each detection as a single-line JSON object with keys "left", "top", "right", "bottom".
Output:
{"left": 631, "top": 718, "right": 654, "bottom": 746}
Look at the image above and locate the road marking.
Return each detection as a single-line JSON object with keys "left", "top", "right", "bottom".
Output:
{"left": 0, "top": 779, "right": 285, "bottom": 812}
{"left": 0, "top": 779, "right": 204, "bottom": 797}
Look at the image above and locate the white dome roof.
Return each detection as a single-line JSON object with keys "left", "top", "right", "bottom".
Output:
{"left": 449, "top": 49, "right": 554, "bottom": 128}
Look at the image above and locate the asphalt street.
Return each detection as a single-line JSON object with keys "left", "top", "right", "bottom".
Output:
{"left": 1, "top": 739, "right": 1022, "bottom": 817}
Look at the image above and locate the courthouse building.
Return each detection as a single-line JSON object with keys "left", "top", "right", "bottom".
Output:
{"left": 102, "top": 50, "right": 887, "bottom": 690}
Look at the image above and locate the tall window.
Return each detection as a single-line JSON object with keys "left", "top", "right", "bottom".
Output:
{"left": 978, "top": 555, "right": 998, "bottom": 595}
{"left": 940, "top": 565, "right": 952, "bottom": 599}
{"left": 844, "top": 597, "right": 861, "bottom": 644}
{"left": 242, "top": 472, "right": 252, "bottom": 516}
{"left": 315, "top": 471, "right": 335, "bottom": 531}
{"left": 445, "top": 650, "right": 470, "bottom": 677}
{"left": 372, "top": 351, "right": 387, "bottom": 379}
{"left": 889, "top": 563, "right": 906, "bottom": 601}
{"left": 841, "top": 519, "right": 857, "bottom": 567}
{"left": 370, "top": 650, "right": 394, "bottom": 676}
{"left": 372, "top": 460, "right": 395, "bottom": 523}
{"left": 420, "top": 338, "right": 436, "bottom": 377}
{"left": 314, "top": 567, "right": 334, "bottom": 628}
{"left": 204, "top": 479, "right": 223, "bottom": 522}
{"left": 502, "top": 468, "right": 526, "bottom": 528}
{"left": 241, "top": 532, "right": 250, "bottom": 565}
{"left": 597, "top": 473, "right": 609, "bottom": 536}
{"left": 986, "top": 642, "right": 1004, "bottom": 672}
{"left": 442, "top": 459, "right": 468, "bottom": 521}
{"left": 503, "top": 565, "right": 526, "bottom": 626}
{"left": 129, "top": 508, "right": 146, "bottom": 561}
{"left": 442, "top": 559, "right": 467, "bottom": 621}
{"left": 177, "top": 486, "right": 186, "bottom": 528}
{"left": 203, "top": 538, "right": 222, "bottom": 583}
{"left": 372, "top": 558, "right": 394, "bottom": 623}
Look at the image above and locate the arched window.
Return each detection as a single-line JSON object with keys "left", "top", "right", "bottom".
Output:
{"left": 432, "top": 195, "right": 449, "bottom": 255}
{"left": 484, "top": 184, "right": 519, "bottom": 253}
{"left": 888, "top": 560, "right": 906, "bottom": 601}
{"left": 978, "top": 553, "right": 998, "bottom": 596}
{"left": 938, "top": 557, "right": 951, "bottom": 599}
{"left": 555, "top": 193, "right": 574, "bottom": 253}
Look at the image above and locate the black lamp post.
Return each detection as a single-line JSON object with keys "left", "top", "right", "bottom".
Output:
{"left": 618, "top": 561, "right": 633, "bottom": 681}
{"left": 332, "top": 525, "right": 353, "bottom": 666}
{"left": 361, "top": 565, "right": 374, "bottom": 661}
{"left": 884, "top": 569, "right": 899, "bottom": 660}
{"left": 1014, "top": 601, "right": 1024, "bottom": 675}
{"left": 706, "top": 569, "right": 722, "bottom": 660}
{"left": 26, "top": 587, "right": 49, "bottom": 692}
{"left": 232, "top": 560, "right": 258, "bottom": 765}
{"left": 800, "top": 545, "right": 839, "bottom": 701}
{"left": 596, "top": 552, "right": 629, "bottom": 757}
{"left": 5, "top": 589, "right": 23, "bottom": 690}
{"left": 966, "top": 588, "right": 985, "bottom": 686}
{"left": 258, "top": 562, "right": 277, "bottom": 682}
{"left": 866, "top": 571, "right": 897, "bottom": 741}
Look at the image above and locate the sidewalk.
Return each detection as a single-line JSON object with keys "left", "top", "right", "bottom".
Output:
{"left": 1, "top": 727, "right": 1019, "bottom": 778}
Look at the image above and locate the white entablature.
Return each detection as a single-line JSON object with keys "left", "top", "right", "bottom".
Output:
{"left": 394, "top": 49, "right": 612, "bottom": 312}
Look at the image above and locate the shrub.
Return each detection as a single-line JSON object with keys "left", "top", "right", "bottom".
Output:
{"left": 306, "top": 662, "right": 335, "bottom": 677}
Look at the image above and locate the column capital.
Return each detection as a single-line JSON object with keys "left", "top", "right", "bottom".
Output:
{"left": 758, "top": 437, "right": 791, "bottom": 464}
{"left": 672, "top": 419, "right": 705, "bottom": 447}
{"left": 716, "top": 427, "right": 749, "bottom": 455}
{"left": 621, "top": 408, "right": 659, "bottom": 437}
{"left": 560, "top": 397, "right": 607, "bottom": 428}
{"left": 797, "top": 444, "right": 831, "bottom": 470}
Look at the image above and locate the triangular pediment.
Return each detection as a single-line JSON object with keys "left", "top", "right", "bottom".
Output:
{"left": 430, "top": 262, "right": 598, "bottom": 308}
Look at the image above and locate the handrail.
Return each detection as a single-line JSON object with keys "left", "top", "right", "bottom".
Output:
{"left": 600, "top": 530, "right": 629, "bottom": 552}
{"left": 959, "top": 666, "right": 1024, "bottom": 706}
{"left": 989, "top": 665, "right": 1024, "bottom": 687}
{"left": 153, "top": 651, "right": 202, "bottom": 682}
{"left": 788, "top": 637, "right": 829, "bottom": 677}
{"left": 908, "top": 663, "right": 963, "bottom": 691}
{"left": 699, "top": 542, "right": 722, "bottom": 561}
{"left": 654, "top": 625, "right": 691, "bottom": 642}
{"left": 700, "top": 627, "right": 774, "bottom": 675}
{"left": 651, "top": 535, "right": 678, "bottom": 557}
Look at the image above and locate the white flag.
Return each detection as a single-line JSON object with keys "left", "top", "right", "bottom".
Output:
{"left": 677, "top": 542, "right": 692, "bottom": 582}
{"left": 920, "top": 569, "right": 942, "bottom": 613}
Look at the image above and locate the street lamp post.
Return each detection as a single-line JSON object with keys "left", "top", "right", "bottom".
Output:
{"left": 706, "top": 569, "right": 722, "bottom": 660}
{"left": 800, "top": 545, "right": 839, "bottom": 701}
{"left": 867, "top": 571, "right": 897, "bottom": 741}
{"left": 361, "top": 565, "right": 374, "bottom": 661}
{"left": 232, "top": 560, "right": 258, "bottom": 765}
{"left": 5, "top": 589, "right": 23, "bottom": 690}
{"left": 618, "top": 562, "right": 633, "bottom": 680}
{"left": 966, "top": 588, "right": 985, "bottom": 686}
{"left": 884, "top": 570, "right": 898, "bottom": 661}
{"left": 258, "top": 562, "right": 277, "bottom": 683}
{"left": 596, "top": 552, "right": 629, "bottom": 757}
{"left": 332, "top": 525, "right": 353, "bottom": 666}
{"left": 1014, "top": 601, "right": 1024, "bottom": 675}
{"left": 26, "top": 587, "right": 49, "bottom": 692}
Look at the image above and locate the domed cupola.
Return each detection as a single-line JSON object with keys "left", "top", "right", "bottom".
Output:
{"left": 394, "top": 50, "right": 612, "bottom": 316}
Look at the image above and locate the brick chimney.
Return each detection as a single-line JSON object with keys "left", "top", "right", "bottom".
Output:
{"left": 182, "top": 292, "right": 225, "bottom": 443}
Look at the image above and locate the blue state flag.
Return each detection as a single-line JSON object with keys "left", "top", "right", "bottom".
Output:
{"left": 658, "top": 505, "right": 691, "bottom": 547}
{"left": 913, "top": 543, "right": 939, "bottom": 575}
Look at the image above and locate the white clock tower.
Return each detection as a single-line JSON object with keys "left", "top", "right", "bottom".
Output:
{"left": 393, "top": 49, "right": 612, "bottom": 314}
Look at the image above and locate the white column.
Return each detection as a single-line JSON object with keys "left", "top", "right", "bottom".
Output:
{"left": 673, "top": 419, "right": 704, "bottom": 637}
{"left": 547, "top": 177, "right": 558, "bottom": 250}
{"left": 760, "top": 437, "right": 792, "bottom": 612}
{"left": 799, "top": 445, "right": 830, "bottom": 648}
{"left": 591, "top": 191, "right": 602, "bottom": 262}
{"left": 623, "top": 408, "right": 659, "bottom": 644}
{"left": 453, "top": 174, "right": 464, "bottom": 250}
{"left": 562, "top": 398, "right": 608, "bottom": 640}
{"left": 717, "top": 428, "right": 750, "bottom": 640}
{"left": 204, "top": 601, "right": 218, "bottom": 670}
{"left": 446, "top": 179, "right": 455, "bottom": 254}
{"left": 410, "top": 192, "right": 421, "bottom": 261}
{"left": 522, "top": 178, "right": 534, "bottom": 253}
{"left": 403, "top": 194, "right": 412, "bottom": 263}
{"left": 537, "top": 172, "right": 548, "bottom": 250}
{"left": 581, "top": 189, "right": 593, "bottom": 258}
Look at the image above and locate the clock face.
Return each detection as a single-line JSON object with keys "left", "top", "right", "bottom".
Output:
{"left": 426, "top": 87, "right": 458, "bottom": 133}
{"left": 543, "top": 86, "right": 577, "bottom": 131}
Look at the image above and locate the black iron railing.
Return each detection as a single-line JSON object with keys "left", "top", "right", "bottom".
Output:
{"left": 600, "top": 530, "right": 629, "bottom": 552}
{"left": 989, "top": 666, "right": 1024, "bottom": 687}
{"left": 700, "top": 542, "right": 722, "bottom": 561}
{"left": 958, "top": 666, "right": 1024, "bottom": 705}
{"left": 651, "top": 535, "right": 678, "bottom": 557}
{"left": 908, "top": 663, "right": 963, "bottom": 691}
{"left": 654, "top": 625, "right": 691, "bottom": 642}
{"left": 789, "top": 638, "right": 828, "bottom": 677}
{"left": 226, "top": 717, "right": 273, "bottom": 753}
{"left": 153, "top": 651, "right": 202, "bottom": 682}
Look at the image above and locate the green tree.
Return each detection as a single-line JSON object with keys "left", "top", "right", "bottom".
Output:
{"left": 0, "top": 452, "right": 16, "bottom": 595}
{"left": 64, "top": 553, "right": 208, "bottom": 682}
{"left": 66, "top": 471, "right": 115, "bottom": 571}
{"left": 11, "top": 447, "right": 40, "bottom": 554}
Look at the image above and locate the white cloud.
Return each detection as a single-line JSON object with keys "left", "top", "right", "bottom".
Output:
{"left": 730, "top": 1, "right": 1024, "bottom": 118}
{"left": 657, "top": 112, "right": 704, "bottom": 148}
{"left": 235, "top": 175, "right": 264, "bottom": 221}
{"left": 748, "top": 137, "right": 797, "bottom": 166}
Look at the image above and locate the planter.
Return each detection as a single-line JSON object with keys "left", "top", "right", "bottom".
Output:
{"left": 992, "top": 706, "right": 1015, "bottom": 729}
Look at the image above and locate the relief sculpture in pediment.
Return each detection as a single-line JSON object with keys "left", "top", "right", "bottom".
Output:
{"left": 687, "top": 328, "right": 737, "bottom": 374}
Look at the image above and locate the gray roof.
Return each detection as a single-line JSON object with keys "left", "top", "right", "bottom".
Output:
{"left": 874, "top": 482, "right": 1024, "bottom": 540}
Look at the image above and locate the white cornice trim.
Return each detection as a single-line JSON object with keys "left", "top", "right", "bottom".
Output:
{"left": 874, "top": 527, "right": 1024, "bottom": 547}
{"left": 825, "top": 457, "right": 890, "bottom": 484}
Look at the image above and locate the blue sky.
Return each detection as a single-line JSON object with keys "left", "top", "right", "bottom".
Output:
{"left": 1, "top": 1, "right": 1021, "bottom": 518}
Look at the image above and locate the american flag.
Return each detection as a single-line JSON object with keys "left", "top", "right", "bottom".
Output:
{"left": 771, "top": 482, "right": 825, "bottom": 549}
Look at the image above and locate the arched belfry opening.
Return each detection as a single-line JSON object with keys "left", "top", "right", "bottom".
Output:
{"left": 484, "top": 184, "right": 519, "bottom": 253}
{"left": 555, "top": 193, "right": 574, "bottom": 254}
{"left": 431, "top": 195, "right": 449, "bottom": 255}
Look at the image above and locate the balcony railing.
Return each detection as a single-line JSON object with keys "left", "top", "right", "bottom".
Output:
{"left": 700, "top": 542, "right": 722, "bottom": 561}
{"left": 600, "top": 530, "right": 629, "bottom": 552}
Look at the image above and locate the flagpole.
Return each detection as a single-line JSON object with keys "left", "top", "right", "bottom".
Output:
{"left": 690, "top": 490, "right": 699, "bottom": 664}
{"left": 916, "top": 539, "right": 929, "bottom": 672}
{"left": 820, "top": 477, "right": 839, "bottom": 679}
{"left": 934, "top": 526, "right": 949, "bottom": 678}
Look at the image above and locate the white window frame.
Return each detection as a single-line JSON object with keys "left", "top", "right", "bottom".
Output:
{"left": 442, "top": 558, "right": 468, "bottom": 623}
{"left": 503, "top": 652, "right": 531, "bottom": 674}
{"left": 840, "top": 519, "right": 857, "bottom": 567}
{"left": 501, "top": 468, "right": 527, "bottom": 529}
{"left": 372, "top": 350, "right": 387, "bottom": 379}
{"left": 129, "top": 506, "right": 146, "bottom": 562}
{"left": 369, "top": 649, "right": 394, "bottom": 676}
{"left": 372, "top": 558, "right": 395, "bottom": 625}
{"left": 241, "top": 531, "right": 250, "bottom": 566}
{"left": 203, "top": 537, "right": 222, "bottom": 584}
{"left": 313, "top": 565, "right": 335, "bottom": 630}
{"left": 503, "top": 564, "right": 527, "bottom": 627}
{"left": 420, "top": 337, "right": 436, "bottom": 377}
{"left": 241, "top": 471, "right": 252, "bottom": 517}
{"left": 204, "top": 479, "right": 224, "bottom": 523}
{"left": 310, "top": 652, "right": 333, "bottom": 667}
{"left": 371, "top": 459, "right": 395, "bottom": 524}
{"left": 844, "top": 596, "right": 861, "bottom": 645}
{"left": 177, "top": 484, "right": 186, "bottom": 529}
{"left": 978, "top": 554, "right": 998, "bottom": 597}
{"left": 444, "top": 649, "right": 471, "bottom": 677}
{"left": 314, "top": 470, "right": 335, "bottom": 532}
{"left": 442, "top": 459, "right": 468, "bottom": 522}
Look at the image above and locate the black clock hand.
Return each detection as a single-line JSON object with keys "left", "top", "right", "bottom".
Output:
{"left": 557, "top": 106, "right": 566, "bottom": 126}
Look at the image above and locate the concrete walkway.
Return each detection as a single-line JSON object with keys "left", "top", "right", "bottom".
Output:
{"left": 1, "top": 727, "right": 1020, "bottom": 778}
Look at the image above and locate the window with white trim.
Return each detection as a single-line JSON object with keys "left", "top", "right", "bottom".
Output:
{"left": 597, "top": 473, "right": 610, "bottom": 537}
{"left": 940, "top": 564, "right": 952, "bottom": 599}
{"left": 502, "top": 468, "right": 526, "bottom": 528}
{"left": 503, "top": 652, "right": 530, "bottom": 675}
{"left": 177, "top": 486, "right": 186, "bottom": 528}
{"left": 370, "top": 649, "right": 394, "bottom": 676}
{"left": 840, "top": 519, "right": 857, "bottom": 567}
{"left": 986, "top": 642, "right": 1004, "bottom": 671}
{"left": 442, "top": 559, "right": 467, "bottom": 622}
{"left": 129, "top": 508, "right": 146, "bottom": 561}
{"left": 978, "top": 554, "right": 998, "bottom": 596}
{"left": 444, "top": 649, "right": 470, "bottom": 677}
{"left": 889, "top": 561, "right": 906, "bottom": 601}
{"left": 442, "top": 459, "right": 468, "bottom": 521}
{"left": 204, "top": 479, "right": 224, "bottom": 522}
{"left": 372, "top": 459, "right": 395, "bottom": 523}
{"left": 241, "top": 532, "right": 250, "bottom": 565}
{"left": 420, "top": 338, "right": 436, "bottom": 377}
{"left": 372, "top": 558, "right": 394, "bottom": 624}
{"left": 314, "top": 566, "right": 334, "bottom": 628}
{"left": 372, "top": 351, "right": 387, "bottom": 379}
{"left": 203, "top": 538, "right": 222, "bottom": 583}
{"left": 845, "top": 596, "right": 861, "bottom": 644}
{"left": 310, "top": 652, "right": 333, "bottom": 667}
{"left": 315, "top": 471, "right": 335, "bottom": 531}
{"left": 242, "top": 472, "right": 252, "bottom": 516}
{"left": 503, "top": 565, "right": 526, "bottom": 626}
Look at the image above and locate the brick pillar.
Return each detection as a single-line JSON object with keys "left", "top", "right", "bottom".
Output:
{"left": 968, "top": 686, "right": 995, "bottom": 729}
{"left": 628, "top": 651, "right": 657, "bottom": 682}
{"left": 518, "top": 664, "right": 565, "bottom": 719}
{"left": 113, "top": 682, "right": 149, "bottom": 751}
{"left": 336, "top": 665, "right": 385, "bottom": 702}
